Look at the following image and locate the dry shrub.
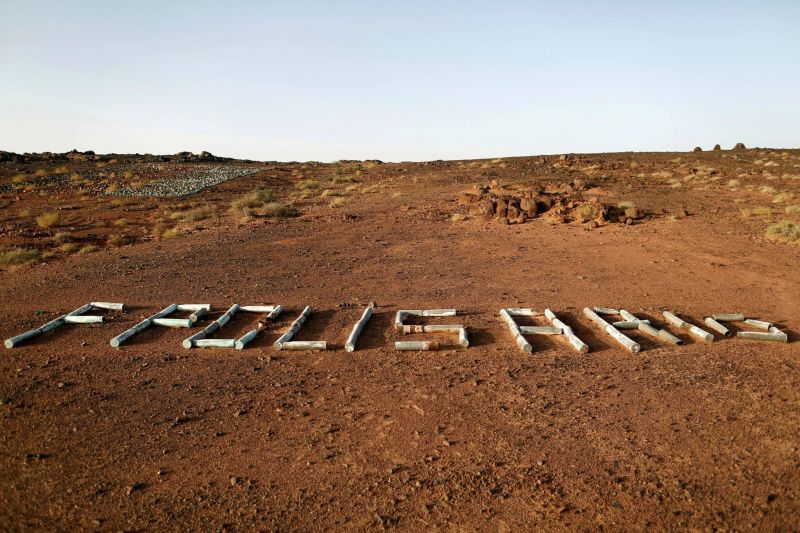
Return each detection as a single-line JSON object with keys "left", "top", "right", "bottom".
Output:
{"left": 320, "top": 189, "right": 342, "bottom": 197}
{"left": 451, "top": 213, "right": 467, "bottom": 222}
{"left": 230, "top": 188, "right": 294, "bottom": 221}
{"left": 785, "top": 205, "right": 800, "bottom": 215}
{"left": 765, "top": 220, "right": 799, "bottom": 243}
{"left": 105, "top": 184, "right": 119, "bottom": 194}
{"left": 36, "top": 212, "right": 61, "bottom": 228}
{"left": 11, "top": 174, "right": 27, "bottom": 183}
{"left": 53, "top": 166, "right": 69, "bottom": 174}
{"left": 34, "top": 168, "right": 48, "bottom": 177}
{"left": 54, "top": 232, "right": 75, "bottom": 242}
{"left": 575, "top": 204, "right": 599, "bottom": 222}
{"left": 0, "top": 247, "right": 41, "bottom": 266}
{"left": 332, "top": 175, "right": 358, "bottom": 184}
{"left": 329, "top": 198, "right": 346, "bottom": 208}
{"left": 617, "top": 201, "right": 635, "bottom": 210}
{"left": 362, "top": 185, "right": 380, "bottom": 194}
{"left": 59, "top": 242, "right": 80, "bottom": 253}
{"left": 760, "top": 185, "right": 776, "bottom": 195}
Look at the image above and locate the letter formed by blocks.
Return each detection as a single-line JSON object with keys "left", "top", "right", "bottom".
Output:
{"left": 394, "top": 309, "right": 468, "bottom": 351}
{"left": 5, "top": 302, "right": 125, "bottom": 349}
{"left": 500, "top": 308, "right": 588, "bottom": 353}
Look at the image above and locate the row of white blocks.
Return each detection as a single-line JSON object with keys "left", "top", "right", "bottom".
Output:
{"left": 4, "top": 304, "right": 789, "bottom": 350}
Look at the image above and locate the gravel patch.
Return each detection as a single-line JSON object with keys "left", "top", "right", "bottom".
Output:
{"left": 113, "top": 165, "right": 259, "bottom": 197}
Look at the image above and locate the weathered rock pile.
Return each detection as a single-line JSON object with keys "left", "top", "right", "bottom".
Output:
{"left": 456, "top": 181, "right": 645, "bottom": 226}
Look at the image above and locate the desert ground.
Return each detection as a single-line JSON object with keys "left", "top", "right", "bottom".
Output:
{"left": 1, "top": 146, "right": 799, "bottom": 530}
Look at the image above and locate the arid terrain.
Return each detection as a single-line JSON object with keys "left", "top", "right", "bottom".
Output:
{"left": 1, "top": 146, "right": 799, "bottom": 530}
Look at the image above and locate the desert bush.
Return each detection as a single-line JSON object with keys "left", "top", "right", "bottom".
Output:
{"left": 320, "top": 189, "right": 342, "bottom": 197}
{"left": 34, "top": 169, "right": 48, "bottom": 177}
{"left": 0, "top": 247, "right": 41, "bottom": 266}
{"left": 451, "top": 213, "right": 467, "bottom": 222}
{"left": 53, "top": 232, "right": 75, "bottom": 242}
{"left": 329, "top": 198, "right": 346, "bottom": 208}
{"left": 11, "top": 174, "right": 27, "bottom": 183}
{"left": 617, "top": 201, "right": 635, "bottom": 210}
{"left": 362, "top": 185, "right": 380, "bottom": 194}
{"left": 785, "top": 205, "right": 800, "bottom": 215}
{"left": 230, "top": 189, "right": 295, "bottom": 221}
{"left": 59, "top": 242, "right": 80, "bottom": 253}
{"left": 332, "top": 175, "right": 358, "bottom": 184}
{"left": 765, "top": 220, "right": 799, "bottom": 243}
{"left": 36, "top": 212, "right": 61, "bottom": 228}
{"left": 345, "top": 184, "right": 360, "bottom": 193}
{"left": 53, "top": 166, "right": 69, "bottom": 174}
{"left": 113, "top": 218, "right": 128, "bottom": 227}
{"left": 760, "top": 186, "right": 776, "bottom": 195}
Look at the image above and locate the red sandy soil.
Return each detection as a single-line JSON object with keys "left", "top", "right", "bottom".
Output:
{"left": 1, "top": 149, "right": 799, "bottom": 530}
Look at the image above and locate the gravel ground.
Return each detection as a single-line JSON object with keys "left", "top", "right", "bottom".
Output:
{"left": 114, "top": 165, "right": 260, "bottom": 197}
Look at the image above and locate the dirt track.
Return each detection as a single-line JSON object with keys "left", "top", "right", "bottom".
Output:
{"left": 1, "top": 150, "right": 799, "bottom": 530}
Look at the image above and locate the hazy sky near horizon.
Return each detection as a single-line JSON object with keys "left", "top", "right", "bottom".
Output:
{"left": 1, "top": 1, "right": 799, "bottom": 162}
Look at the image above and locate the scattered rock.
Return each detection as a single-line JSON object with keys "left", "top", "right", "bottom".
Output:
{"left": 126, "top": 483, "right": 144, "bottom": 495}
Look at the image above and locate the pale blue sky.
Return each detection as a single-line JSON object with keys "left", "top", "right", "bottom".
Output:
{"left": 1, "top": 1, "right": 798, "bottom": 161}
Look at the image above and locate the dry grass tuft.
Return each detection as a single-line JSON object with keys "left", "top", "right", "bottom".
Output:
{"left": 36, "top": 212, "right": 61, "bottom": 228}
{"left": 785, "top": 205, "right": 800, "bottom": 216}
{"left": 451, "top": 213, "right": 467, "bottom": 222}
{"left": 328, "top": 198, "right": 346, "bottom": 208}
{"left": 741, "top": 207, "right": 773, "bottom": 217}
{"left": 152, "top": 224, "right": 181, "bottom": 239}
{"left": 765, "top": 220, "right": 799, "bottom": 243}
{"left": 107, "top": 234, "right": 133, "bottom": 247}
{"left": 113, "top": 218, "right": 128, "bottom": 227}
{"left": 77, "top": 245, "right": 99, "bottom": 255}
{"left": 11, "top": 174, "right": 27, "bottom": 183}
{"left": 0, "top": 247, "right": 41, "bottom": 266}
{"left": 772, "top": 192, "right": 795, "bottom": 203}
{"left": 262, "top": 202, "right": 297, "bottom": 217}
{"left": 297, "top": 179, "right": 321, "bottom": 191}
{"left": 59, "top": 242, "right": 80, "bottom": 253}
{"left": 170, "top": 206, "right": 216, "bottom": 223}
{"left": 361, "top": 185, "right": 380, "bottom": 194}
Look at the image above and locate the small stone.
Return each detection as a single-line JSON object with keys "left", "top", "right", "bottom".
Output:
{"left": 230, "top": 476, "right": 240, "bottom": 486}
